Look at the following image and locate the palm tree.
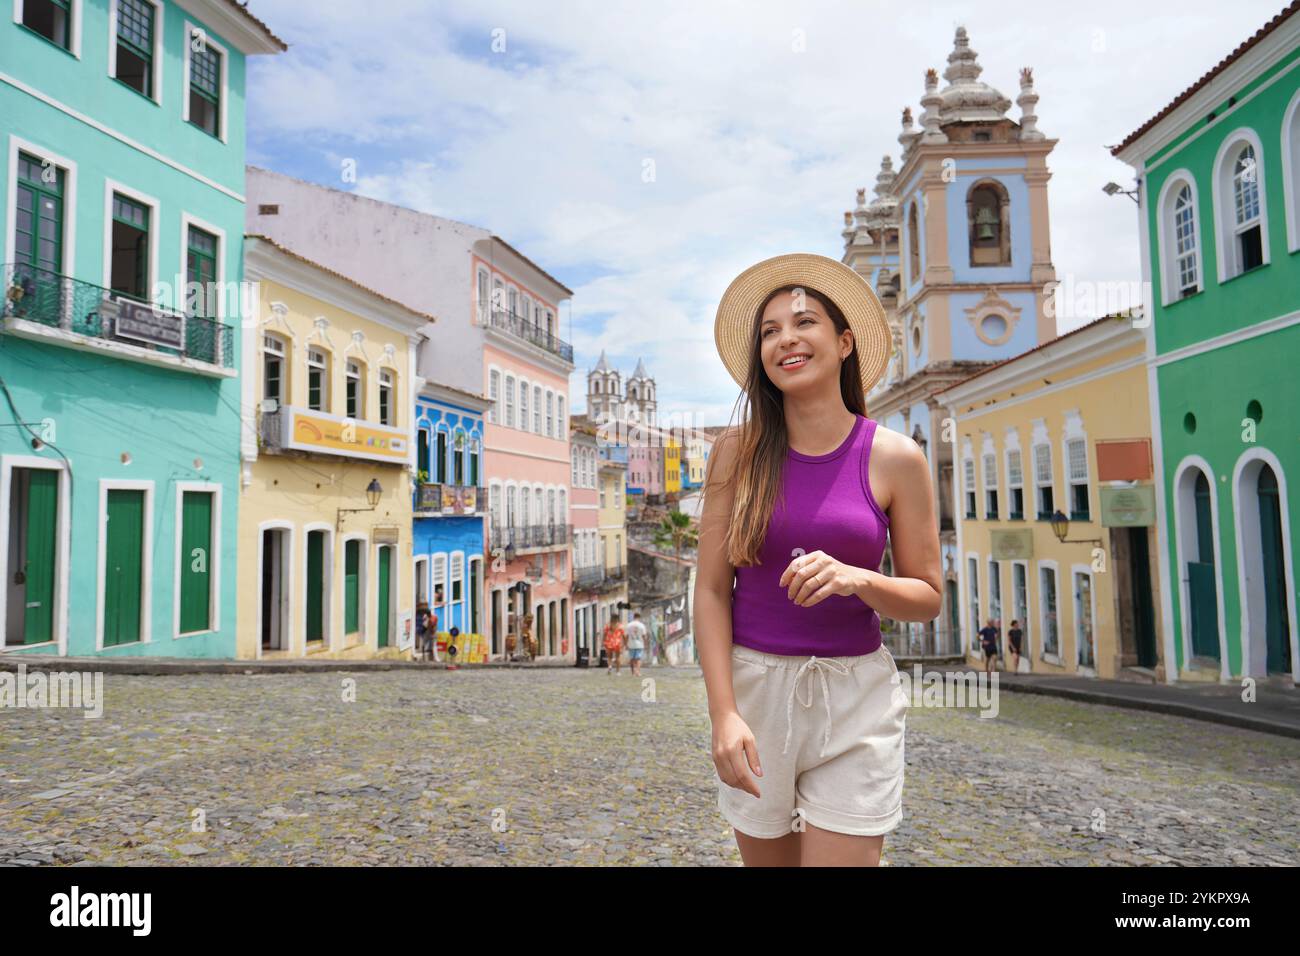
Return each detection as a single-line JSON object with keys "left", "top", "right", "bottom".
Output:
{"left": 653, "top": 510, "right": 697, "bottom": 560}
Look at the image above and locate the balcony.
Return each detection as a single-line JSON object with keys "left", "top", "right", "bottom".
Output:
{"left": 485, "top": 308, "right": 573, "bottom": 362}
{"left": 3, "top": 263, "right": 234, "bottom": 376}
{"left": 573, "top": 563, "right": 625, "bottom": 592}
{"left": 489, "top": 523, "right": 573, "bottom": 555}
{"left": 415, "top": 482, "right": 486, "bottom": 516}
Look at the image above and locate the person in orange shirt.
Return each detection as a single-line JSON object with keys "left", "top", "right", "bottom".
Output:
{"left": 602, "top": 615, "right": 626, "bottom": 675}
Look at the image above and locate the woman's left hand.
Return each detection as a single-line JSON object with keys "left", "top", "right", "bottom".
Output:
{"left": 779, "top": 551, "right": 864, "bottom": 607}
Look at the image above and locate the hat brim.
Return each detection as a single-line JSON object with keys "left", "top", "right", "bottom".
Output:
{"left": 713, "top": 252, "right": 891, "bottom": 394}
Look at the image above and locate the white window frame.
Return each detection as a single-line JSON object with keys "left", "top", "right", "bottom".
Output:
{"left": 965, "top": 553, "right": 980, "bottom": 652}
{"left": 182, "top": 19, "right": 230, "bottom": 144}
{"left": 13, "top": 0, "right": 84, "bottom": 58}
{"left": 102, "top": 178, "right": 160, "bottom": 299}
{"left": 108, "top": 0, "right": 164, "bottom": 104}
{"left": 476, "top": 267, "right": 490, "bottom": 323}
{"left": 1037, "top": 559, "right": 1061, "bottom": 662}
{"left": 1212, "top": 129, "right": 1271, "bottom": 282}
{"left": 505, "top": 374, "right": 516, "bottom": 428}
{"left": 179, "top": 212, "right": 226, "bottom": 321}
{"left": 1062, "top": 410, "right": 1089, "bottom": 521}
{"left": 488, "top": 367, "right": 500, "bottom": 424}
{"left": 1156, "top": 172, "right": 1204, "bottom": 305}
{"left": 346, "top": 359, "right": 364, "bottom": 420}
{"left": 96, "top": 479, "right": 154, "bottom": 650}
{"left": 306, "top": 346, "right": 329, "bottom": 412}
{"left": 1072, "top": 565, "right": 1097, "bottom": 672}
{"left": 262, "top": 333, "right": 287, "bottom": 404}
{"left": 1010, "top": 558, "right": 1030, "bottom": 663}
{"left": 519, "top": 375, "right": 530, "bottom": 432}
{"left": 5, "top": 135, "right": 79, "bottom": 277}
{"left": 378, "top": 367, "right": 394, "bottom": 426}
{"left": 533, "top": 384, "right": 541, "bottom": 433}
{"left": 1032, "top": 442, "right": 1054, "bottom": 520}
{"left": 1284, "top": 87, "right": 1300, "bottom": 254}
{"left": 1005, "top": 428, "right": 1024, "bottom": 519}
{"left": 173, "top": 481, "right": 221, "bottom": 638}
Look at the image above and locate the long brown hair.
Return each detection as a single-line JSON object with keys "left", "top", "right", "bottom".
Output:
{"left": 706, "top": 284, "right": 868, "bottom": 567}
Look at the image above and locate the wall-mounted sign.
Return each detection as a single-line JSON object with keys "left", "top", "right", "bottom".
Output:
{"left": 281, "top": 406, "right": 408, "bottom": 464}
{"left": 990, "top": 529, "right": 1033, "bottom": 561}
{"left": 440, "top": 484, "right": 478, "bottom": 513}
{"left": 114, "top": 298, "right": 184, "bottom": 349}
{"left": 1096, "top": 439, "right": 1153, "bottom": 481}
{"left": 1100, "top": 485, "right": 1156, "bottom": 526}
{"left": 373, "top": 525, "right": 400, "bottom": 544}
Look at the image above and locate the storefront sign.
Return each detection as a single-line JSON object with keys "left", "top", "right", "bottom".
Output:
{"left": 1100, "top": 485, "right": 1156, "bottom": 526}
{"left": 282, "top": 407, "right": 408, "bottom": 464}
{"left": 115, "top": 299, "right": 184, "bottom": 349}
{"left": 990, "top": 529, "right": 1033, "bottom": 561}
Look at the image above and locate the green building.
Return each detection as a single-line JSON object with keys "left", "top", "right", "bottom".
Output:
{"left": 1, "top": 0, "right": 282, "bottom": 655}
{"left": 1112, "top": 2, "right": 1299, "bottom": 682}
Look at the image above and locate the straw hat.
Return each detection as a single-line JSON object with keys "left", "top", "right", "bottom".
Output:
{"left": 713, "top": 252, "right": 891, "bottom": 393}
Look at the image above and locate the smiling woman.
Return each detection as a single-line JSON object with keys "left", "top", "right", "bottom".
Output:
{"left": 696, "top": 252, "right": 942, "bottom": 868}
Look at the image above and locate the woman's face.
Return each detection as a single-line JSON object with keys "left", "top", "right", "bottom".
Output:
{"left": 758, "top": 289, "right": 852, "bottom": 393}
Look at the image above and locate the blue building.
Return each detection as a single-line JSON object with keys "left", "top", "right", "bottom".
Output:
{"left": 412, "top": 382, "right": 489, "bottom": 647}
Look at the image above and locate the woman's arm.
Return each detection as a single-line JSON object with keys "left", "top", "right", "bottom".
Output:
{"left": 694, "top": 430, "right": 740, "bottom": 720}
{"left": 854, "top": 427, "right": 943, "bottom": 622}
{"left": 694, "top": 430, "right": 763, "bottom": 798}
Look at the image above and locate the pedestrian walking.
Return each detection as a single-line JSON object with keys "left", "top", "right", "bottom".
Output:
{"left": 602, "top": 615, "right": 625, "bottom": 674}
{"left": 625, "top": 613, "right": 648, "bottom": 676}
{"left": 1007, "top": 619, "right": 1024, "bottom": 673}
{"left": 979, "top": 618, "right": 1000, "bottom": 676}
{"left": 697, "top": 253, "right": 942, "bottom": 867}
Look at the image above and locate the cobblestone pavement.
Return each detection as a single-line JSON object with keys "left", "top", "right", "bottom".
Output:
{"left": 2, "top": 664, "right": 1298, "bottom": 866}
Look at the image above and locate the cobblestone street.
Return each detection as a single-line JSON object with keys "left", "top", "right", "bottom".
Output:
{"left": 2, "top": 664, "right": 1298, "bottom": 866}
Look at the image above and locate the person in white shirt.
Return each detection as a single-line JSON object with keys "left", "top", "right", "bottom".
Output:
{"left": 625, "top": 613, "right": 648, "bottom": 676}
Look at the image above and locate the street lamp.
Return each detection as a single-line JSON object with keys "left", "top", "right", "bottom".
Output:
{"left": 1049, "top": 509, "right": 1103, "bottom": 547}
{"left": 1102, "top": 181, "right": 1139, "bottom": 205}
{"left": 337, "top": 478, "right": 384, "bottom": 530}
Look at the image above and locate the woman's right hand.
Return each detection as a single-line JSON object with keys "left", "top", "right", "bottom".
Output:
{"left": 711, "top": 710, "right": 762, "bottom": 798}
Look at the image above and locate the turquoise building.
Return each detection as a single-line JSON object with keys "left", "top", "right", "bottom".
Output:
{"left": 1112, "top": 3, "right": 1299, "bottom": 682}
{"left": 1, "top": 0, "right": 282, "bottom": 655}
{"left": 412, "top": 384, "right": 489, "bottom": 642}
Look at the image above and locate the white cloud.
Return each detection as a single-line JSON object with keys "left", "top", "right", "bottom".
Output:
{"left": 246, "top": 0, "right": 1285, "bottom": 421}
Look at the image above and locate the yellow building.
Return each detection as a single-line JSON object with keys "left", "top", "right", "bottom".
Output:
{"left": 596, "top": 459, "right": 629, "bottom": 631}
{"left": 664, "top": 436, "right": 682, "bottom": 495}
{"left": 938, "top": 315, "right": 1166, "bottom": 680}
{"left": 237, "top": 236, "right": 432, "bottom": 659}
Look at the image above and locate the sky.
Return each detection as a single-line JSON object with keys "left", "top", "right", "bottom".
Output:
{"left": 244, "top": 0, "right": 1288, "bottom": 428}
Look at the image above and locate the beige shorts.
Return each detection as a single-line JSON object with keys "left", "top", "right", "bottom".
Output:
{"left": 715, "top": 642, "right": 908, "bottom": 839}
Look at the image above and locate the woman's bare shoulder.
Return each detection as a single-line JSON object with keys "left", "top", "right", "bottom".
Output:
{"left": 869, "top": 422, "right": 926, "bottom": 467}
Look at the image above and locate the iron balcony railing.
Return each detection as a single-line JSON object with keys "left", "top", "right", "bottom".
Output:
{"left": 3, "top": 262, "right": 233, "bottom": 369}
{"left": 489, "top": 523, "right": 573, "bottom": 551}
{"left": 486, "top": 307, "right": 573, "bottom": 362}
{"left": 573, "top": 565, "right": 603, "bottom": 589}
{"left": 881, "top": 626, "right": 964, "bottom": 659}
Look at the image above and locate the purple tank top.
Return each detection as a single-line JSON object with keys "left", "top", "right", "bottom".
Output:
{"left": 730, "top": 414, "right": 890, "bottom": 657}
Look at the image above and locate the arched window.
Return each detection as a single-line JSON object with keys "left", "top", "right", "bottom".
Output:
{"left": 1215, "top": 133, "right": 1270, "bottom": 280}
{"left": 1285, "top": 91, "right": 1300, "bottom": 252}
{"left": 1162, "top": 179, "right": 1201, "bottom": 301}
{"left": 967, "top": 180, "right": 1010, "bottom": 266}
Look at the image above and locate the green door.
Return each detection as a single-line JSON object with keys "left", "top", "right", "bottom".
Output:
{"left": 1259, "top": 466, "right": 1291, "bottom": 673}
{"left": 306, "top": 531, "right": 325, "bottom": 642}
{"left": 1189, "top": 472, "right": 1220, "bottom": 659}
{"left": 377, "top": 546, "right": 391, "bottom": 648}
{"left": 344, "top": 539, "right": 360, "bottom": 635}
{"left": 178, "top": 491, "right": 212, "bottom": 634}
{"left": 21, "top": 469, "right": 58, "bottom": 644}
{"left": 1129, "top": 527, "right": 1157, "bottom": 668}
{"left": 104, "top": 489, "right": 144, "bottom": 646}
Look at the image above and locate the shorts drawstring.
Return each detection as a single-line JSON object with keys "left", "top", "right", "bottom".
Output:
{"left": 782, "top": 656, "right": 852, "bottom": 758}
